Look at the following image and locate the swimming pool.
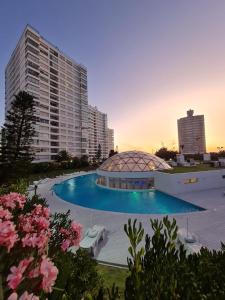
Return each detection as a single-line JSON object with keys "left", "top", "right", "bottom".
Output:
{"left": 53, "top": 173, "right": 204, "bottom": 214}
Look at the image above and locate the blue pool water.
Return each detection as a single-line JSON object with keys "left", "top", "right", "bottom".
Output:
{"left": 53, "top": 173, "right": 204, "bottom": 214}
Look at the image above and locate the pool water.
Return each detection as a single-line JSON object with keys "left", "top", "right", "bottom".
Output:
{"left": 53, "top": 173, "right": 204, "bottom": 214}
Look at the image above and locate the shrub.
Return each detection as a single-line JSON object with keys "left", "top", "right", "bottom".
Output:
{"left": 0, "top": 193, "right": 82, "bottom": 299}
{"left": 124, "top": 216, "right": 225, "bottom": 300}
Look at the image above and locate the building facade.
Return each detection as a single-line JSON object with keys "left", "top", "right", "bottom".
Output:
{"left": 107, "top": 128, "right": 114, "bottom": 153}
{"left": 88, "top": 105, "right": 111, "bottom": 160}
{"left": 177, "top": 109, "right": 206, "bottom": 154}
{"left": 5, "top": 25, "right": 105, "bottom": 162}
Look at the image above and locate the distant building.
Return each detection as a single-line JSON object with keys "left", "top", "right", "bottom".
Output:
{"left": 107, "top": 128, "right": 114, "bottom": 153}
{"left": 177, "top": 109, "right": 206, "bottom": 154}
{"left": 88, "top": 106, "right": 113, "bottom": 160}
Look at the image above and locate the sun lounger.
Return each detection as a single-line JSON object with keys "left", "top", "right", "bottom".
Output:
{"left": 183, "top": 242, "right": 202, "bottom": 255}
{"left": 177, "top": 228, "right": 197, "bottom": 244}
{"left": 80, "top": 225, "right": 106, "bottom": 257}
{"left": 177, "top": 228, "right": 202, "bottom": 255}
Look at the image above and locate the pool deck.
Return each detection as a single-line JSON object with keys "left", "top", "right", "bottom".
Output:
{"left": 35, "top": 171, "right": 225, "bottom": 265}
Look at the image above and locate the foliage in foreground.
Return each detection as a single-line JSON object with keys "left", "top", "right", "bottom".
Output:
{"left": 0, "top": 192, "right": 102, "bottom": 299}
{"left": 2, "top": 182, "right": 225, "bottom": 299}
{"left": 124, "top": 217, "right": 225, "bottom": 300}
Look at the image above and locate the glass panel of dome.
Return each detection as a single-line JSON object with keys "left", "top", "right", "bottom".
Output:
{"left": 142, "top": 165, "right": 150, "bottom": 171}
{"left": 132, "top": 164, "right": 142, "bottom": 171}
{"left": 120, "top": 165, "right": 129, "bottom": 171}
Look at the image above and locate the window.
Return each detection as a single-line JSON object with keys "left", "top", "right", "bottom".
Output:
{"left": 40, "top": 49, "right": 48, "bottom": 56}
{"left": 40, "top": 69, "right": 49, "bottom": 77}
{"left": 50, "top": 49, "right": 58, "bottom": 57}
{"left": 40, "top": 90, "right": 49, "bottom": 97}
{"left": 50, "top": 101, "right": 58, "bottom": 107}
{"left": 50, "top": 94, "right": 58, "bottom": 101}
{"left": 50, "top": 81, "right": 58, "bottom": 88}
{"left": 50, "top": 74, "right": 58, "bottom": 82}
{"left": 40, "top": 76, "right": 49, "bottom": 83}
{"left": 51, "top": 128, "right": 59, "bottom": 133}
{"left": 39, "top": 118, "right": 49, "bottom": 124}
{"left": 40, "top": 42, "right": 48, "bottom": 50}
{"left": 50, "top": 115, "right": 59, "bottom": 121}
{"left": 50, "top": 61, "right": 58, "bottom": 69}
{"left": 40, "top": 62, "right": 49, "bottom": 71}
{"left": 26, "top": 83, "right": 39, "bottom": 92}
{"left": 27, "top": 76, "right": 39, "bottom": 85}
{"left": 26, "top": 68, "right": 39, "bottom": 77}
{"left": 27, "top": 61, "right": 39, "bottom": 70}
{"left": 40, "top": 83, "right": 48, "bottom": 90}
{"left": 50, "top": 87, "right": 58, "bottom": 95}
{"left": 40, "top": 55, "right": 48, "bottom": 64}
{"left": 26, "top": 31, "right": 39, "bottom": 41}
{"left": 26, "top": 53, "right": 39, "bottom": 64}
{"left": 26, "top": 38, "right": 39, "bottom": 48}
{"left": 39, "top": 133, "right": 49, "bottom": 139}
{"left": 26, "top": 45, "right": 39, "bottom": 56}
{"left": 50, "top": 54, "right": 58, "bottom": 63}
{"left": 50, "top": 68, "right": 58, "bottom": 75}
{"left": 50, "top": 121, "right": 59, "bottom": 127}
{"left": 50, "top": 108, "right": 58, "bottom": 114}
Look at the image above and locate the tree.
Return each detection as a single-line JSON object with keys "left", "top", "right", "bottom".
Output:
{"left": 96, "top": 144, "right": 102, "bottom": 162}
{"left": 0, "top": 127, "right": 7, "bottom": 163}
{"left": 80, "top": 155, "right": 90, "bottom": 167}
{"left": 55, "top": 150, "right": 71, "bottom": 162}
{"left": 155, "top": 147, "right": 178, "bottom": 161}
{"left": 1, "top": 91, "right": 35, "bottom": 163}
{"left": 108, "top": 150, "right": 118, "bottom": 158}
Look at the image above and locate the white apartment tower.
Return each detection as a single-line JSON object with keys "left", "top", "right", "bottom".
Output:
{"left": 5, "top": 25, "right": 89, "bottom": 161}
{"left": 88, "top": 105, "right": 109, "bottom": 159}
{"left": 177, "top": 109, "right": 206, "bottom": 154}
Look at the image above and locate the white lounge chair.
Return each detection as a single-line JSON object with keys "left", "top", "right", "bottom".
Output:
{"left": 80, "top": 225, "right": 106, "bottom": 257}
{"left": 183, "top": 242, "right": 202, "bottom": 255}
{"left": 177, "top": 228, "right": 202, "bottom": 255}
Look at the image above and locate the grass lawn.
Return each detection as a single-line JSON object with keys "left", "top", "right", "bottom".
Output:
{"left": 97, "top": 264, "right": 129, "bottom": 298}
{"left": 163, "top": 164, "right": 223, "bottom": 173}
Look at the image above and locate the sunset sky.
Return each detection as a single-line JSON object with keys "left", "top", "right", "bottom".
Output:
{"left": 1, "top": 0, "right": 225, "bottom": 152}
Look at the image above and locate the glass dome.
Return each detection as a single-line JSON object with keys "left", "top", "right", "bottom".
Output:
{"left": 99, "top": 151, "right": 171, "bottom": 172}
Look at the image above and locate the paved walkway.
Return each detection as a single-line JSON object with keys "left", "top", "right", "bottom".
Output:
{"left": 35, "top": 172, "right": 225, "bottom": 265}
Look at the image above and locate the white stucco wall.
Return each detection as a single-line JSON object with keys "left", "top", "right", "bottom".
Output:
{"left": 96, "top": 169, "right": 155, "bottom": 178}
{"left": 154, "top": 169, "right": 225, "bottom": 195}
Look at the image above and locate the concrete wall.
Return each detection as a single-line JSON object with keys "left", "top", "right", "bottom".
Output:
{"left": 154, "top": 169, "right": 225, "bottom": 195}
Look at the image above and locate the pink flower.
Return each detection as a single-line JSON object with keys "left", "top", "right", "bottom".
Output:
{"left": 19, "top": 291, "right": 39, "bottom": 300}
{"left": 61, "top": 239, "right": 71, "bottom": 251}
{"left": 71, "top": 222, "right": 82, "bottom": 245}
{"left": 28, "top": 266, "right": 39, "bottom": 279}
{"left": 40, "top": 256, "right": 58, "bottom": 293}
{"left": 0, "top": 206, "right": 12, "bottom": 220}
{"left": 8, "top": 292, "right": 18, "bottom": 300}
{"left": 8, "top": 291, "right": 39, "bottom": 300}
{"left": 0, "top": 220, "right": 18, "bottom": 252}
{"left": 0, "top": 193, "right": 26, "bottom": 210}
{"left": 7, "top": 257, "right": 33, "bottom": 290}
{"left": 22, "top": 232, "right": 50, "bottom": 250}
{"left": 59, "top": 222, "right": 82, "bottom": 251}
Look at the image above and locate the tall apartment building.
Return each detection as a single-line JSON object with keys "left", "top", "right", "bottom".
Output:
{"left": 88, "top": 105, "right": 109, "bottom": 159}
{"left": 177, "top": 109, "right": 206, "bottom": 154}
{"left": 5, "top": 25, "right": 89, "bottom": 161}
{"left": 107, "top": 128, "right": 114, "bottom": 152}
